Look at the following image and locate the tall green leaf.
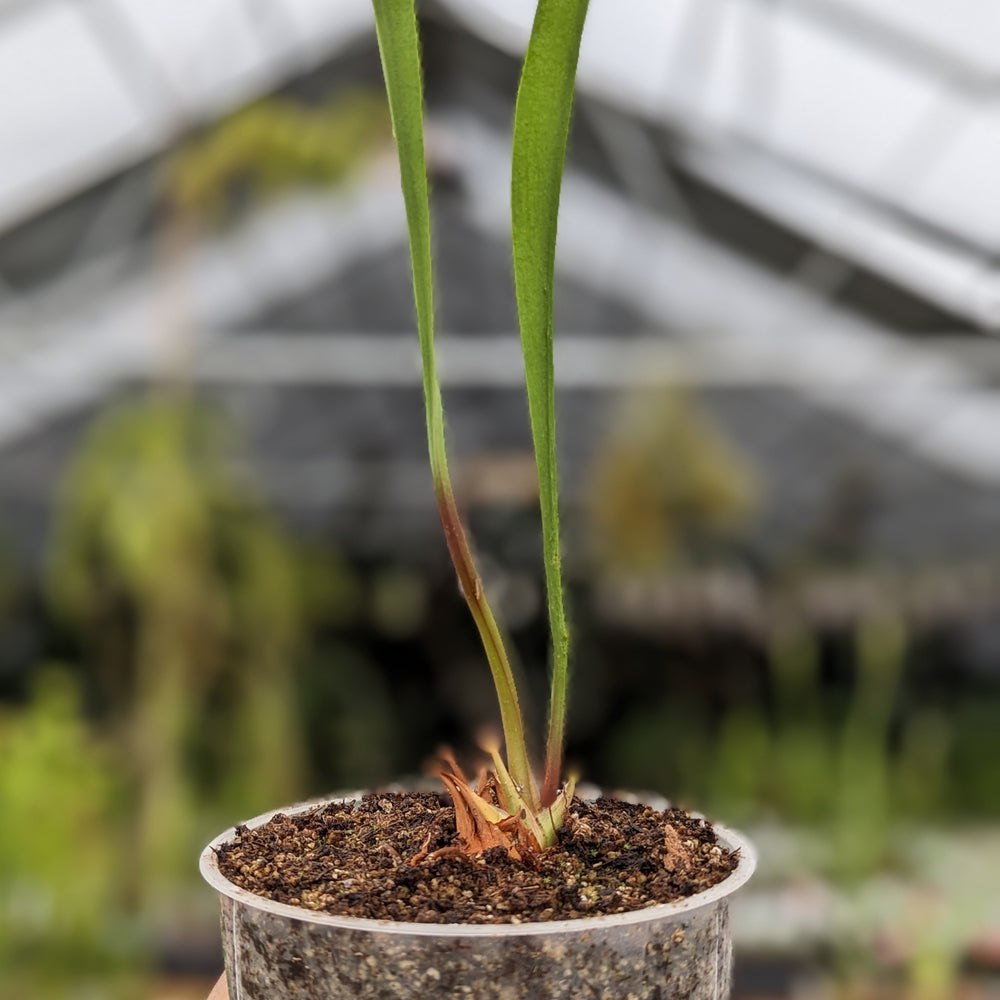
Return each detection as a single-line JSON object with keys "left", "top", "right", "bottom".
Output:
{"left": 512, "top": 0, "right": 590, "bottom": 805}
{"left": 371, "top": 0, "right": 536, "bottom": 803}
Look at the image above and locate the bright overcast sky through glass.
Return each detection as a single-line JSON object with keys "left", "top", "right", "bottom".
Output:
{"left": 0, "top": 0, "right": 373, "bottom": 232}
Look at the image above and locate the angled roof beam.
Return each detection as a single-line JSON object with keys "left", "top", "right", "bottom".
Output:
{"left": 744, "top": 0, "right": 1000, "bottom": 97}
{"left": 0, "top": 0, "right": 55, "bottom": 29}
{"left": 74, "top": 0, "right": 188, "bottom": 118}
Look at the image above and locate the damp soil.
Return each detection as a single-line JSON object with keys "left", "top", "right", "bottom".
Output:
{"left": 216, "top": 793, "right": 738, "bottom": 925}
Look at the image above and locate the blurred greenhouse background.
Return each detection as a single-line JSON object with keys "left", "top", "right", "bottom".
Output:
{"left": 1, "top": 0, "right": 999, "bottom": 997}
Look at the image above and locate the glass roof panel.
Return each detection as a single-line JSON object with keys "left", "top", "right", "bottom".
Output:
{"left": 0, "top": 0, "right": 147, "bottom": 230}
{"left": 0, "top": 0, "right": 373, "bottom": 233}
{"left": 447, "top": 0, "right": 1000, "bottom": 257}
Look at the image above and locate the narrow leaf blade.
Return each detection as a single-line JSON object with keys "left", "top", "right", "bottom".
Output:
{"left": 511, "top": 0, "right": 590, "bottom": 806}
{"left": 372, "top": 0, "right": 536, "bottom": 800}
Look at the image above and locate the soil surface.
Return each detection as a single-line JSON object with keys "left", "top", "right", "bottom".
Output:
{"left": 215, "top": 793, "right": 738, "bottom": 924}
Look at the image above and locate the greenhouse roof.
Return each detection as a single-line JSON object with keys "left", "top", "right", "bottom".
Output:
{"left": 443, "top": 0, "right": 1000, "bottom": 328}
{"left": 0, "top": 0, "right": 373, "bottom": 233}
{"left": 4, "top": 0, "right": 1000, "bottom": 324}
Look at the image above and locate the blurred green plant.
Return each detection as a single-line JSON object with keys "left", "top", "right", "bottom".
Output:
{"left": 47, "top": 393, "right": 308, "bottom": 907}
{"left": 708, "top": 613, "right": 917, "bottom": 879}
{"left": 605, "top": 600, "right": 959, "bottom": 880}
{"left": 587, "top": 386, "right": 758, "bottom": 574}
{"left": 298, "top": 641, "right": 397, "bottom": 791}
{"left": 768, "top": 620, "right": 833, "bottom": 823}
{"left": 830, "top": 615, "right": 906, "bottom": 881}
{"left": 733, "top": 610, "right": 953, "bottom": 883}
{"left": 0, "top": 668, "right": 137, "bottom": 992}
{"left": 166, "top": 90, "right": 390, "bottom": 220}
{"left": 947, "top": 697, "right": 1000, "bottom": 817}
{"left": 708, "top": 704, "right": 771, "bottom": 826}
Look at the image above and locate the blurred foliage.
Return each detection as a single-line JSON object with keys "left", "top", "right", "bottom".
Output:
{"left": 605, "top": 609, "right": 964, "bottom": 883}
{"left": 831, "top": 616, "right": 907, "bottom": 880}
{"left": 587, "top": 386, "right": 757, "bottom": 573}
{"left": 1, "top": 390, "right": 419, "bottom": 991}
{"left": 297, "top": 641, "right": 397, "bottom": 791}
{"left": 47, "top": 392, "right": 309, "bottom": 908}
{"left": 0, "top": 384, "right": 995, "bottom": 996}
{"left": 166, "top": 90, "right": 390, "bottom": 221}
{"left": 0, "top": 669, "right": 138, "bottom": 996}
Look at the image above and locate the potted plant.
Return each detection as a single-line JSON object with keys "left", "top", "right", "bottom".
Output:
{"left": 200, "top": 2, "right": 756, "bottom": 997}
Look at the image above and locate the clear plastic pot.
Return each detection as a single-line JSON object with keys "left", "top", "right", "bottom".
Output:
{"left": 200, "top": 796, "right": 756, "bottom": 1000}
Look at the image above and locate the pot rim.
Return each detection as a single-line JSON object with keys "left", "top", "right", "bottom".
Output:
{"left": 200, "top": 791, "right": 756, "bottom": 938}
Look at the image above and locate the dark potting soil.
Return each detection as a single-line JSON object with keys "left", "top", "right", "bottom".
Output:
{"left": 216, "top": 793, "right": 738, "bottom": 924}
